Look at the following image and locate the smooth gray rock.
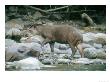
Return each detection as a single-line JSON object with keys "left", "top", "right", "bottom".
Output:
{"left": 6, "top": 57, "right": 55, "bottom": 70}
{"left": 57, "top": 58, "right": 71, "bottom": 64}
{"left": 5, "top": 39, "right": 16, "bottom": 47}
{"left": 83, "top": 32, "right": 95, "bottom": 43}
{"left": 93, "top": 43, "right": 102, "bottom": 49}
{"left": 72, "top": 58, "right": 92, "bottom": 65}
{"left": 5, "top": 43, "right": 42, "bottom": 62}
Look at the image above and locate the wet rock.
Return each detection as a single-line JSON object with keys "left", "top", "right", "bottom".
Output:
{"left": 58, "top": 54, "right": 71, "bottom": 59}
{"left": 41, "top": 58, "right": 55, "bottom": 65}
{"left": 90, "top": 59, "right": 106, "bottom": 64}
{"left": 72, "top": 58, "right": 106, "bottom": 65}
{"left": 72, "top": 58, "right": 92, "bottom": 65}
{"left": 57, "top": 58, "right": 71, "bottom": 64}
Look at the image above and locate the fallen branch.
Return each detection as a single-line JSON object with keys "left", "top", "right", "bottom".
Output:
{"left": 47, "top": 5, "right": 71, "bottom": 12}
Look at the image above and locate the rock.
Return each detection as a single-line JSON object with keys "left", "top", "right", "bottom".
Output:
{"left": 41, "top": 58, "right": 55, "bottom": 65}
{"left": 72, "top": 58, "right": 92, "bottom": 65}
{"left": 43, "top": 43, "right": 51, "bottom": 53}
{"left": 96, "top": 49, "right": 106, "bottom": 59}
{"left": 83, "top": 32, "right": 95, "bottom": 43}
{"left": 6, "top": 57, "right": 56, "bottom": 70}
{"left": 83, "top": 32, "right": 106, "bottom": 46}
{"left": 54, "top": 42, "right": 69, "bottom": 50}
{"left": 32, "top": 11, "right": 43, "bottom": 20}
{"left": 6, "top": 28, "right": 21, "bottom": 36}
{"left": 95, "top": 33, "right": 106, "bottom": 40}
{"left": 82, "top": 43, "right": 93, "bottom": 49}
{"left": 54, "top": 48, "right": 72, "bottom": 54}
{"left": 5, "top": 39, "right": 16, "bottom": 47}
{"left": 5, "top": 43, "right": 42, "bottom": 62}
{"left": 90, "top": 59, "right": 106, "bottom": 64}
{"left": 20, "top": 35, "right": 44, "bottom": 44}
{"left": 72, "top": 58, "right": 105, "bottom": 65}
{"left": 5, "top": 19, "right": 24, "bottom": 30}
{"left": 84, "top": 47, "right": 98, "bottom": 59}
{"left": 13, "top": 57, "right": 43, "bottom": 70}
{"left": 84, "top": 47, "right": 106, "bottom": 59}
{"left": 5, "top": 45, "right": 30, "bottom": 62}
{"left": 94, "top": 33, "right": 106, "bottom": 45}
{"left": 57, "top": 59, "right": 71, "bottom": 64}
{"left": 93, "top": 43, "right": 102, "bottom": 49}
{"left": 58, "top": 54, "right": 70, "bottom": 59}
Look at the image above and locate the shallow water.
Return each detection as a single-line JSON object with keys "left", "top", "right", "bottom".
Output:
{"left": 41, "top": 64, "right": 106, "bottom": 71}
{"left": 6, "top": 63, "right": 106, "bottom": 71}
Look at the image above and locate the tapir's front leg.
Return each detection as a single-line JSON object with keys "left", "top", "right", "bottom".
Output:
{"left": 49, "top": 42, "right": 55, "bottom": 54}
{"left": 41, "top": 38, "right": 51, "bottom": 53}
{"left": 69, "top": 43, "right": 77, "bottom": 59}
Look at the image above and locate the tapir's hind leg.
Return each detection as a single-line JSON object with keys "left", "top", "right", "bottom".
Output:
{"left": 76, "top": 43, "right": 84, "bottom": 58}
{"left": 69, "top": 43, "right": 77, "bottom": 58}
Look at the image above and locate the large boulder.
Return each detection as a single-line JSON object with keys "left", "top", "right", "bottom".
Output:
{"left": 5, "top": 43, "right": 42, "bottom": 62}
{"left": 83, "top": 32, "right": 96, "bottom": 44}
{"left": 84, "top": 47, "right": 106, "bottom": 59}
{"left": 6, "top": 57, "right": 55, "bottom": 70}
{"left": 83, "top": 32, "right": 106, "bottom": 46}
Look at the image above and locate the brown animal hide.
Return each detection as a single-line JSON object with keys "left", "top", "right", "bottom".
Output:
{"left": 28, "top": 24, "right": 84, "bottom": 58}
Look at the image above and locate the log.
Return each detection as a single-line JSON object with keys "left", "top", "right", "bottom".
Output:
{"left": 81, "top": 13, "right": 96, "bottom": 26}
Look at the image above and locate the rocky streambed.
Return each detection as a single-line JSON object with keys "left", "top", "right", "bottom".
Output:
{"left": 5, "top": 19, "right": 106, "bottom": 71}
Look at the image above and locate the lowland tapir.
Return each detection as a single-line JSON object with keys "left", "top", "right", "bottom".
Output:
{"left": 26, "top": 24, "right": 84, "bottom": 58}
